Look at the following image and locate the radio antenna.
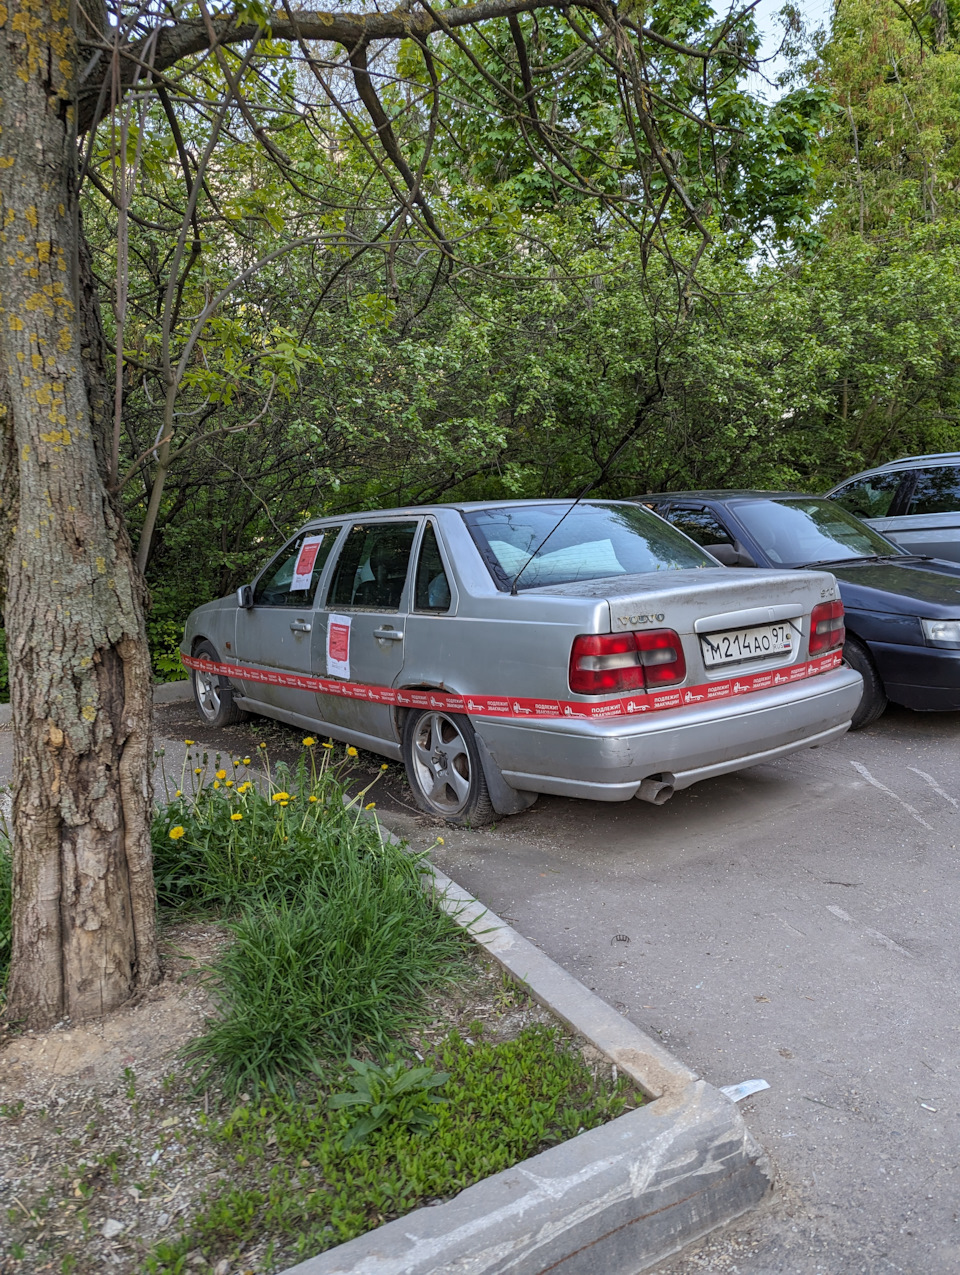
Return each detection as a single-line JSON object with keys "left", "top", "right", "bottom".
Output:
{"left": 509, "top": 409, "right": 658, "bottom": 594}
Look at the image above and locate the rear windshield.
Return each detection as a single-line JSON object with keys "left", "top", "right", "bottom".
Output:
{"left": 463, "top": 503, "right": 713, "bottom": 591}
{"left": 733, "top": 498, "right": 901, "bottom": 567}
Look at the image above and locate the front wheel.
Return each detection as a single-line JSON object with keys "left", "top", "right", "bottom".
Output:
{"left": 402, "top": 709, "right": 495, "bottom": 827}
{"left": 843, "top": 636, "right": 887, "bottom": 730}
{"left": 191, "top": 639, "right": 249, "bottom": 727}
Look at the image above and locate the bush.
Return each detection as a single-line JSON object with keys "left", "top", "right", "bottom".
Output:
{"left": 153, "top": 742, "right": 465, "bottom": 1093}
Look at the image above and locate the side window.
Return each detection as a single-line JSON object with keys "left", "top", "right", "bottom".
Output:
{"left": 831, "top": 472, "right": 902, "bottom": 519}
{"left": 326, "top": 521, "right": 418, "bottom": 611}
{"left": 665, "top": 507, "right": 735, "bottom": 548}
{"left": 904, "top": 466, "right": 960, "bottom": 516}
{"left": 414, "top": 522, "right": 452, "bottom": 613}
{"left": 253, "top": 529, "right": 337, "bottom": 608}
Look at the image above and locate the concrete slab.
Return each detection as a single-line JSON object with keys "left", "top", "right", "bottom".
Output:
{"left": 285, "top": 1083, "right": 769, "bottom": 1275}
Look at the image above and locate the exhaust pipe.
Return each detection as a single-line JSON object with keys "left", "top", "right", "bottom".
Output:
{"left": 636, "top": 774, "right": 675, "bottom": 805}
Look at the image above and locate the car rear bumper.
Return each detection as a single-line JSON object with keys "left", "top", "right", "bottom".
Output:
{"left": 871, "top": 641, "right": 960, "bottom": 711}
{"left": 478, "top": 666, "right": 862, "bottom": 801}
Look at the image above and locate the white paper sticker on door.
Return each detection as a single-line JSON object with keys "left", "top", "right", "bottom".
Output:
{"left": 290, "top": 534, "right": 324, "bottom": 592}
{"left": 326, "top": 613, "right": 351, "bottom": 678}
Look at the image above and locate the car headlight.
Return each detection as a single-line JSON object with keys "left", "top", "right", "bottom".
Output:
{"left": 921, "top": 618, "right": 960, "bottom": 645}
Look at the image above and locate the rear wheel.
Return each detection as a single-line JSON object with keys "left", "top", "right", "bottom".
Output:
{"left": 843, "top": 636, "right": 887, "bottom": 730}
{"left": 191, "top": 639, "right": 249, "bottom": 727}
{"left": 402, "top": 709, "right": 495, "bottom": 827}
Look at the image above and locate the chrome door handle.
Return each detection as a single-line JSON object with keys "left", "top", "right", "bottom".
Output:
{"left": 290, "top": 621, "right": 312, "bottom": 633}
{"left": 373, "top": 627, "right": 403, "bottom": 641}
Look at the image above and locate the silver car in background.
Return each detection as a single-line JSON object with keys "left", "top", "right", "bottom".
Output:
{"left": 827, "top": 452, "right": 960, "bottom": 563}
{"left": 182, "top": 501, "right": 863, "bottom": 825}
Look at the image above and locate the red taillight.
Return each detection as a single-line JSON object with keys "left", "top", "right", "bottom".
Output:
{"left": 809, "top": 599, "right": 845, "bottom": 654}
{"left": 634, "top": 629, "right": 687, "bottom": 686}
{"left": 569, "top": 629, "right": 686, "bottom": 695}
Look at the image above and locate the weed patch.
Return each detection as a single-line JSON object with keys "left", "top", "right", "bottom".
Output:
{"left": 152, "top": 742, "right": 466, "bottom": 1094}
{"left": 144, "top": 1022, "right": 636, "bottom": 1272}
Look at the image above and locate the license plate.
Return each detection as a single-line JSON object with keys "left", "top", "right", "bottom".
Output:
{"left": 700, "top": 622, "right": 794, "bottom": 667}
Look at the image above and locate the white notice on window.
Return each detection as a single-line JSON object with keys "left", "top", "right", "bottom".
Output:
{"left": 326, "top": 613, "right": 351, "bottom": 678}
{"left": 290, "top": 534, "right": 324, "bottom": 592}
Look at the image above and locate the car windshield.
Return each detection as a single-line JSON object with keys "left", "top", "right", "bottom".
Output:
{"left": 463, "top": 503, "right": 713, "bottom": 591}
{"left": 732, "top": 498, "right": 903, "bottom": 567}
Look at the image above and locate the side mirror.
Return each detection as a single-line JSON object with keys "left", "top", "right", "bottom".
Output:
{"left": 705, "top": 542, "right": 756, "bottom": 568}
{"left": 236, "top": 584, "right": 254, "bottom": 609}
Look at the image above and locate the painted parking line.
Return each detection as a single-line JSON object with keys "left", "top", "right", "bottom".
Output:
{"left": 908, "top": 767, "right": 959, "bottom": 810}
{"left": 849, "top": 761, "right": 934, "bottom": 830}
{"left": 826, "top": 905, "right": 914, "bottom": 958}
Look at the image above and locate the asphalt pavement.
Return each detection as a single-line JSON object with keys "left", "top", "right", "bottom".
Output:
{"left": 2, "top": 695, "right": 959, "bottom": 1272}
{"left": 381, "top": 706, "right": 960, "bottom": 1275}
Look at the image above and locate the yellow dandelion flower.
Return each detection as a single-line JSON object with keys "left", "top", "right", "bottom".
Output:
{"left": 194, "top": 767, "right": 202, "bottom": 775}
{"left": 216, "top": 769, "right": 227, "bottom": 780}
{"left": 437, "top": 836, "right": 445, "bottom": 845}
{"left": 175, "top": 790, "right": 183, "bottom": 798}
{"left": 169, "top": 826, "right": 185, "bottom": 841}
{"left": 231, "top": 812, "right": 243, "bottom": 822}
{"left": 243, "top": 757, "right": 251, "bottom": 765}
{"left": 380, "top": 763, "right": 389, "bottom": 771}
{"left": 279, "top": 800, "right": 289, "bottom": 808}
{"left": 238, "top": 782, "right": 252, "bottom": 793}
{"left": 308, "top": 795, "right": 318, "bottom": 803}
{"left": 365, "top": 802, "right": 376, "bottom": 810}
{"left": 302, "top": 736, "right": 316, "bottom": 747}
{"left": 347, "top": 746, "right": 358, "bottom": 757}
{"left": 184, "top": 739, "right": 195, "bottom": 746}
{"left": 258, "top": 743, "right": 267, "bottom": 750}
{"left": 233, "top": 759, "right": 240, "bottom": 767}
{"left": 225, "top": 780, "right": 233, "bottom": 788}
{"left": 322, "top": 742, "right": 334, "bottom": 750}
{"left": 272, "top": 792, "right": 290, "bottom": 802}
{"left": 213, "top": 780, "right": 221, "bottom": 789}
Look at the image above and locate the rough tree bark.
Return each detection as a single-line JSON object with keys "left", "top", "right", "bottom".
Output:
{"left": 0, "top": 0, "right": 160, "bottom": 1025}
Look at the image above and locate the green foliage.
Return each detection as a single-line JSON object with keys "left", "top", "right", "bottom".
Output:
{"left": 152, "top": 747, "right": 385, "bottom": 914}
{"left": 70, "top": 0, "right": 960, "bottom": 634}
{"left": 143, "top": 1024, "right": 635, "bottom": 1272}
{"left": 820, "top": 0, "right": 960, "bottom": 232}
{"left": 182, "top": 854, "right": 464, "bottom": 1095}
{"left": 154, "top": 743, "right": 465, "bottom": 1093}
{"left": 328, "top": 1059, "right": 450, "bottom": 1151}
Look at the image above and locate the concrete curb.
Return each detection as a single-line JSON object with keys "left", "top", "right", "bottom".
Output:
{"left": 0, "top": 679, "right": 192, "bottom": 725}
{"left": 281, "top": 857, "right": 771, "bottom": 1275}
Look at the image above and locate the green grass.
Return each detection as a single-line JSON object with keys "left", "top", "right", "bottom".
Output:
{"left": 143, "top": 1022, "right": 636, "bottom": 1274}
{"left": 153, "top": 742, "right": 466, "bottom": 1094}
{"left": 151, "top": 744, "right": 388, "bottom": 914}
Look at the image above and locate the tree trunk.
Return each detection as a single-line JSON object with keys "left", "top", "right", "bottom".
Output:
{"left": 0, "top": 0, "right": 161, "bottom": 1026}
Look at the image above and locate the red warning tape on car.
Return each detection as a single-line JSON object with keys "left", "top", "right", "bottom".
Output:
{"left": 182, "top": 649, "right": 844, "bottom": 722}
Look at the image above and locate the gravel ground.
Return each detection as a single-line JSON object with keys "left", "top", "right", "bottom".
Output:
{"left": 0, "top": 924, "right": 570, "bottom": 1275}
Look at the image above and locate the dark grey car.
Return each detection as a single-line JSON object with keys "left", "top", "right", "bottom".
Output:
{"left": 182, "top": 500, "right": 862, "bottom": 826}
{"left": 827, "top": 453, "right": 960, "bottom": 563}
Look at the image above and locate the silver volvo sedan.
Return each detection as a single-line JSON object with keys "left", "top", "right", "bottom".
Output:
{"left": 181, "top": 500, "right": 863, "bottom": 825}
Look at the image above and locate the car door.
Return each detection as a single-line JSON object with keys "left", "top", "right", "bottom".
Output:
{"left": 314, "top": 518, "right": 420, "bottom": 747}
{"left": 233, "top": 526, "right": 340, "bottom": 716}
{"left": 881, "top": 465, "right": 960, "bottom": 563}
